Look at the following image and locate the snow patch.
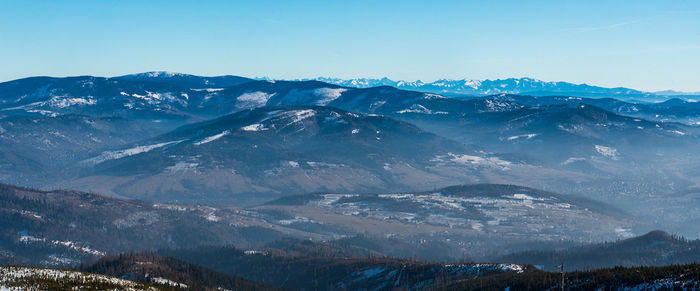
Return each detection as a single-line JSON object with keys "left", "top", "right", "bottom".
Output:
{"left": 166, "top": 162, "right": 199, "bottom": 172}
{"left": 670, "top": 130, "right": 686, "bottom": 135}
{"left": 191, "top": 88, "right": 224, "bottom": 92}
{"left": 241, "top": 123, "right": 268, "bottom": 131}
{"left": 48, "top": 95, "right": 96, "bottom": 108}
{"left": 236, "top": 91, "right": 275, "bottom": 109}
{"left": 497, "top": 263, "right": 525, "bottom": 273}
{"left": 277, "top": 216, "right": 316, "bottom": 225}
{"left": 483, "top": 99, "right": 521, "bottom": 112}
{"left": 203, "top": 211, "right": 220, "bottom": 222}
{"left": 595, "top": 145, "right": 619, "bottom": 160}
{"left": 244, "top": 250, "right": 268, "bottom": 255}
{"left": 440, "top": 153, "right": 511, "bottom": 168}
{"left": 19, "top": 232, "right": 104, "bottom": 256}
{"left": 313, "top": 88, "right": 347, "bottom": 105}
{"left": 152, "top": 277, "right": 188, "bottom": 288}
{"left": 506, "top": 133, "right": 538, "bottom": 141}
{"left": 396, "top": 104, "right": 448, "bottom": 115}
{"left": 423, "top": 93, "right": 447, "bottom": 99}
{"left": 0, "top": 266, "right": 151, "bottom": 290}
{"left": 194, "top": 130, "right": 230, "bottom": 145}
{"left": 82, "top": 141, "right": 182, "bottom": 165}
{"left": 271, "top": 109, "right": 317, "bottom": 126}
{"left": 561, "top": 157, "right": 586, "bottom": 166}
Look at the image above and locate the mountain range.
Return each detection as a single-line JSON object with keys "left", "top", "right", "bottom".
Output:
{"left": 1, "top": 72, "right": 700, "bottom": 235}
{"left": 312, "top": 76, "right": 700, "bottom": 101}
{"left": 2, "top": 71, "right": 700, "bottom": 289}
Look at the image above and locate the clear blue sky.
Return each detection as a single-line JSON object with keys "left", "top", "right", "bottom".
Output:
{"left": 1, "top": 0, "right": 699, "bottom": 92}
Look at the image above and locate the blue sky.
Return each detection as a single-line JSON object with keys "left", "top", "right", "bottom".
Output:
{"left": 1, "top": 0, "right": 699, "bottom": 91}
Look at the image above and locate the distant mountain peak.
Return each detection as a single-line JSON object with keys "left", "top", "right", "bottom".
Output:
{"left": 307, "top": 76, "right": 685, "bottom": 101}
{"left": 128, "top": 71, "right": 187, "bottom": 78}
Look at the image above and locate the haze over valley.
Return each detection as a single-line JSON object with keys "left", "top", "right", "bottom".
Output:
{"left": 2, "top": 1, "right": 700, "bottom": 289}
{"left": 2, "top": 71, "right": 700, "bottom": 289}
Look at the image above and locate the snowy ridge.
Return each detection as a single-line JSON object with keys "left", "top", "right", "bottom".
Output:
{"left": 595, "top": 145, "right": 619, "bottom": 160}
{"left": 48, "top": 95, "right": 97, "bottom": 108}
{"left": 0, "top": 266, "right": 155, "bottom": 291}
{"left": 19, "top": 232, "right": 105, "bottom": 256}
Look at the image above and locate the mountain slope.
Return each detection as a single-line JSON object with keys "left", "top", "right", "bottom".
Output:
{"left": 0, "top": 265, "right": 161, "bottom": 290}
{"left": 493, "top": 230, "right": 700, "bottom": 271}
{"left": 0, "top": 75, "right": 255, "bottom": 127}
{"left": 0, "top": 115, "right": 161, "bottom": 187}
{"left": 2, "top": 73, "right": 699, "bottom": 234}
{"left": 0, "top": 181, "right": 632, "bottom": 266}
{"left": 82, "top": 252, "right": 282, "bottom": 291}
{"left": 310, "top": 86, "right": 699, "bottom": 200}
{"left": 0, "top": 183, "right": 293, "bottom": 267}
{"left": 475, "top": 94, "right": 700, "bottom": 124}
{"left": 159, "top": 245, "right": 528, "bottom": 291}
{"left": 440, "top": 263, "right": 700, "bottom": 291}
{"left": 65, "top": 106, "right": 535, "bottom": 205}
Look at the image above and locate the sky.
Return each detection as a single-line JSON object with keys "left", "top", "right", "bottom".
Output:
{"left": 1, "top": 0, "right": 699, "bottom": 92}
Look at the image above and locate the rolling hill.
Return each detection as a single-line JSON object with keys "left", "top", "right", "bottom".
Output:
{"left": 81, "top": 252, "right": 282, "bottom": 291}
{"left": 493, "top": 230, "right": 700, "bottom": 271}
{"left": 0, "top": 265, "right": 162, "bottom": 290}
{"left": 63, "top": 106, "right": 543, "bottom": 205}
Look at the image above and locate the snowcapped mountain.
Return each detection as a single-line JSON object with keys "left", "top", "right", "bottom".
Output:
{"left": 313, "top": 76, "right": 665, "bottom": 100}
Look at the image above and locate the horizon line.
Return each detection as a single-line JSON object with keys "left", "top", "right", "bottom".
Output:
{"left": 2, "top": 71, "right": 698, "bottom": 95}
